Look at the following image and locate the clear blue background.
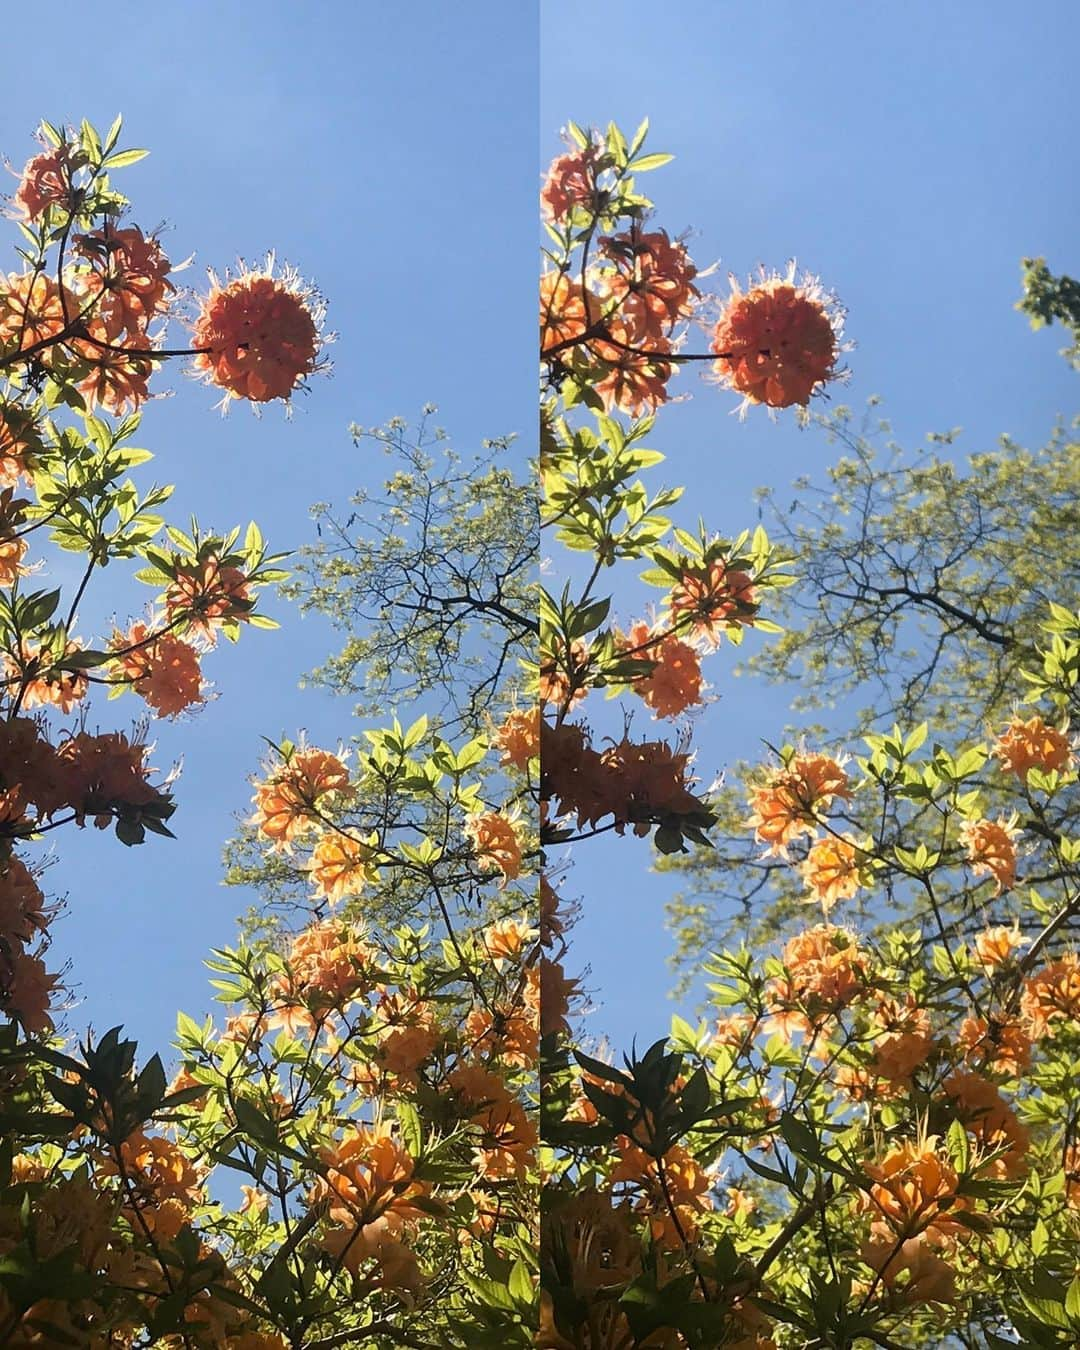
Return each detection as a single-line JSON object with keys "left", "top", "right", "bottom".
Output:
{"left": 0, "top": 1, "right": 536, "bottom": 1063}
{"left": 541, "top": 2, "right": 1080, "bottom": 1054}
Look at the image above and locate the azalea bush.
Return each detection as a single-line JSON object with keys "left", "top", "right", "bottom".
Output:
{"left": 539, "top": 122, "right": 1080, "bottom": 1350}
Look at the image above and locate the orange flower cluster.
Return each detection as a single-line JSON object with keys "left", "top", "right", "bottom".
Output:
{"left": 12, "top": 143, "right": 77, "bottom": 220}
{"left": 0, "top": 402, "right": 39, "bottom": 489}
{"left": 465, "top": 811, "right": 524, "bottom": 882}
{"left": 191, "top": 258, "right": 323, "bottom": 406}
{"left": 972, "top": 925, "right": 1027, "bottom": 970}
{"left": 492, "top": 706, "right": 541, "bottom": 769}
{"left": 112, "top": 621, "right": 204, "bottom": 718}
{"left": 609, "top": 1137, "right": 714, "bottom": 1247}
{"left": 668, "top": 560, "right": 758, "bottom": 649}
{"left": 600, "top": 229, "right": 699, "bottom": 345}
{"left": 100, "top": 1127, "right": 205, "bottom": 1242}
{"left": 447, "top": 1061, "right": 539, "bottom": 1181}
{"left": 993, "top": 713, "right": 1074, "bottom": 780}
{"left": 308, "top": 827, "right": 379, "bottom": 902}
{"left": 539, "top": 271, "right": 595, "bottom": 356}
{"left": 269, "top": 919, "right": 372, "bottom": 1032}
{"left": 165, "top": 555, "right": 252, "bottom": 641}
{"left": 747, "top": 753, "right": 851, "bottom": 857}
{"left": 860, "top": 1138, "right": 969, "bottom": 1305}
{"left": 251, "top": 747, "right": 352, "bottom": 849}
{"left": 960, "top": 815, "right": 1019, "bottom": 895}
{"left": 0, "top": 857, "right": 57, "bottom": 1035}
{"left": 539, "top": 635, "right": 590, "bottom": 710}
{"left": 711, "top": 265, "right": 843, "bottom": 412}
{"left": 766, "top": 924, "right": 869, "bottom": 1038}
{"left": 621, "top": 620, "right": 703, "bottom": 718}
{"left": 1020, "top": 954, "right": 1080, "bottom": 1037}
{"left": 800, "top": 833, "right": 863, "bottom": 910}
{"left": 541, "top": 145, "right": 597, "bottom": 221}
{"left": 957, "top": 1013, "right": 1031, "bottom": 1077}
{"left": 864, "top": 995, "right": 935, "bottom": 1085}
{"left": 316, "top": 1124, "right": 429, "bottom": 1289}
{"left": 367, "top": 989, "right": 441, "bottom": 1088}
{"left": 75, "top": 225, "right": 173, "bottom": 343}
{"left": 542, "top": 719, "right": 708, "bottom": 836}
{"left": 7, "top": 637, "right": 89, "bottom": 714}
{"left": 0, "top": 271, "right": 77, "bottom": 355}
{"left": 942, "top": 1070, "right": 1030, "bottom": 1177}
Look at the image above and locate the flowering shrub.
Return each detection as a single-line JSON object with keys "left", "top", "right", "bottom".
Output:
{"left": 539, "top": 122, "right": 1080, "bottom": 1350}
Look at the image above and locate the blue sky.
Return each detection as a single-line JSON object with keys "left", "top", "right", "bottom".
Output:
{"left": 0, "top": 1, "right": 536, "bottom": 1062}
{"left": 541, "top": 2, "right": 1080, "bottom": 1053}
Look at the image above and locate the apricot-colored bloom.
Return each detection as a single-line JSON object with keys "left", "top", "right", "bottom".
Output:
{"left": 373, "top": 990, "right": 440, "bottom": 1082}
{"left": 7, "top": 639, "right": 88, "bottom": 714}
{"left": 590, "top": 320, "right": 674, "bottom": 416}
{"left": 0, "top": 404, "right": 39, "bottom": 489}
{"left": 957, "top": 1014, "right": 1031, "bottom": 1077}
{"left": 481, "top": 917, "right": 535, "bottom": 963}
{"left": 767, "top": 925, "right": 868, "bottom": 1035}
{"left": 112, "top": 621, "right": 204, "bottom": 717}
{"left": 860, "top": 1229, "right": 957, "bottom": 1305}
{"left": 800, "top": 833, "right": 863, "bottom": 910}
{"left": 710, "top": 264, "right": 843, "bottom": 413}
{"left": 492, "top": 707, "right": 541, "bottom": 769}
{"left": 0, "top": 858, "right": 47, "bottom": 948}
{"left": 725, "top": 1187, "right": 759, "bottom": 1219}
{"left": 961, "top": 815, "right": 1019, "bottom": 895}
{"left": 57, "top": 729, "right": 165, "bottom": 828}
{"left": 13, "top": 144, "right": 76, "bottom": 220}
{"left": 165, "top": 555, "right": 252, "bottom": 640}
{"left": 993, "top": 713, "right": 1074, "bottom": 780}
{"left": 539, "top": 956, "right": 581, "bottom": 1038}
{"left": 309, "top": 828, "right": 379, "bottom": 902}
{"left": 867, "top": 996, "right": 935, "bottom": 1084}
{"left": 747, "top": 753, "right": 851, "bottom": 857}
{"left": 0, "top": 535, "right": 26, "bottom": 586}
{"left": 1020, "top": 953, "right": 1080, "bottom": 1037}
{"left": 600, "top": 229, "right": 699, "bottom": 344}
{"left": 1, "top": 949, "right": 61, "bottom": 1034}
{"left": 941, "top": 1070, "right": 1030, "bottom": 1178}
{"left": 0, "top": 272, "right": 76, "bottom": 353}
{"left": 192, "top": 256, "right": 323, "bottom": 406}
{"left": 622, "top": 621, "right": 703, "bottom": 718}
{"left": 75, "top": 225, "right": 173, "bottom": 341}
{"left": 252, "top": 747, "right": 352, "bottom": 848}
{"left": 862, "top": 1138, "right": 969, "bottom": 1243}
{"left": 465, "top": 811, "right": 523, "bottom": 883}
{"left": 541, "top": 146, "right": 596, "bottom": 221}
{"left": 539, "top": 637, "right": 589, "bottom": 709}
{"left": 540, "top": 270, "right": 596, "bottom": 355}
{"left": 972, "top": 925, "right": 1027, "bottom": 970}
{"left": 609, "top": 1138, "right": 714, "bottom": 1247}
{"left": 539, "top": 874, "right": 565, "bottom": 949}
{"left": 668, "top": 560, "right": 758, "bottom": 650}
{"left": 74, "top": 341, "right": 153, "bottom": 414}
{"left": 280, "top": 918, "right": 370, "bottom": 1006}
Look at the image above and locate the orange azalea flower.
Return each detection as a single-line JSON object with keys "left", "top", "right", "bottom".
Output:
{"left": 609, "top": 1138, "right": 714, "bottom": 1247}
{"left": 251, "top": 747, "right": 352, "bottom": 848}
{"left": 668, "top": 560, "right": 758, "bottom": 649}
{"left": 308, "top": 828, "right": 379, "bottom": 902}
{"left": 961, "top": 815, "right": 1019, "bottom": 895}
{"left": 0, "top": 403, "right": 40, "bottom": 489}
{"left": 591, "top": 322, "right": 675, "bottom": 417}
{"left": 540, "top": 146, "right": 596, "bottom": 221}
{"left": 277, "top": 917, "right": 371, "bottom": 1010}
{"left": 800, "top": 832, "right": 863, "bottom": 911}
{"left": 57, "top": 729, "right": 165, "bottom": 827}
{"left": 0, "top": 272, "right": 77, "bottom": 353}
{"left": 747, "top": 752, "right": 851, "bottom": 856}
{"left": 1, "top": 949, "right": 61, "bottom": 1034}
{"left": 492, "top": 706, "right": 541, "bottom": 769}
{"left": 540, "top": 269, "right": 594, "bottom": 355}
{"left": 465, "top": 811, "right": 523, "bottom": 883}
{"left": 957, "top": 1014, "right": 1031, "bottom": 1077}
{"left": 941, "top": 1069, "right": 1030, "bottom": 1177}
{"left": 191, "top": 255, "right": 325, "bottom": 406}
{"left": 13, "top": 143, "right": 76, "bottom": 220}
{"left": 316, "top": 1123, "right": 428, "bottom": 1228}
{"left": 8, "top": 639, "right": 89, "bottom": 714}
{"left": 466, "top": 999, "right": 538, "bottom": 1068}
{"left": 540, "top": 956, "right": 580, "bottom": 1037}
{"left": 972, "top": 924, "right": 1027, "bottom": 970}
{"left": 1020, "top": 953, "right": 1080, "bottom": 1037}
{"left": 539, "top": 637, "right": 589, "bottom": 709}
{"left": 710, "top": 263, "right": 844, "bottom": 413}
{"left": 860, "top": 1229, "right": 957, "bottom": 1305}
{"left": 622, "top": 621, "right": 703, "bottom": 718}
{"left": 112, "top": 621, "right": 205, "bottom": 718}
{"left": 75, "top": 224, "right": 173, "bottom": 341}
{"left": 1065, "top": 1142, "right": 1080, "bottom": 1209}
{"left": 0, "top": 858, "right": 47, "bottom": 947}
{"left": 775, "top": 923, "right": 869, "bottom": 1017}
{"left": 0, "top": 535, "right": 26, "bottom": 586}
{"left": 862, "top": 1138, "right": 969, "bottom": 1243}
{"left": 725, "top": 1187, "right": 759, "bottom": 1219}
{"left": 481, "top": 916, "right": 535, "bottom": 962}
{"left": 868, "top": 996, "right": 935, "bottom": 1084}
{"left": 74, "top": 340, "right": 153, "bottom": 415}
{"left": 600, "top": 228, "right": 699, "bottom": 345}
{"left": 539, "top": 874, "right": 565, "bottom": 949}
{"left": 993, "top": 713, "right": 1074, "bottom": 780}
{"left": 373, "top": 990, "right": 440, "bottom": 1082}
{"left": 164, "top": 555, "right": 252, "bottom": 640}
